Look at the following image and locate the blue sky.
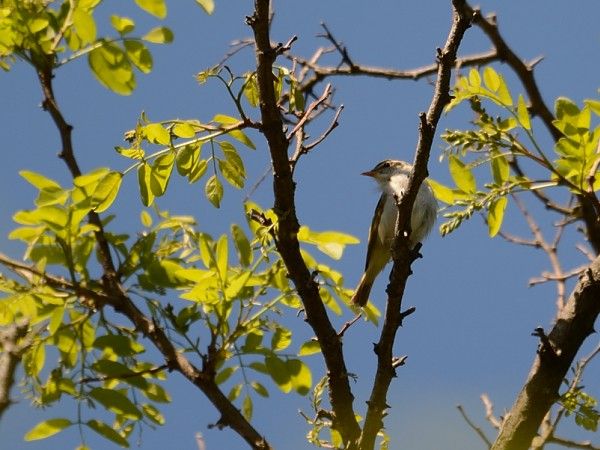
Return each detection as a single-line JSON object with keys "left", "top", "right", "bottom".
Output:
{"left": 2, "top": 1, "right": 600, "bottom": 449}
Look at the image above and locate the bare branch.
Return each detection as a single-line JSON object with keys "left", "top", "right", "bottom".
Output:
{"left": 481, "top": 393, "right": 502, "bottom": 430}
{"left": 247, "top": 0, "right": 361, "bottom": 445}
{"left": 0, "top": 320, "right": 32, "bottom": 421}
{"left": 359, "top": 2, "right": 474, "bottom": 449}
{"left": 457, "top": 404, "right": 492, "bottom": 448}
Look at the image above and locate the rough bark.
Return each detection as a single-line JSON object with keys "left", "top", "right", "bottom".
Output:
{"left": 491, "top": 256, "right": 600, "bottom": 450}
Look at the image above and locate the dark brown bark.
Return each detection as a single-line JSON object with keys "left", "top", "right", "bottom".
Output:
{"left": 247, "top": 1, "right": 362, "bottom": 446}
{"left": 359, "top": 2, "right": 473, "bottom": 449}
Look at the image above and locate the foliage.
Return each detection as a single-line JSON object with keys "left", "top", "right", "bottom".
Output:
{"left": 430, "top": 67, "right": 600, "bottom": 238}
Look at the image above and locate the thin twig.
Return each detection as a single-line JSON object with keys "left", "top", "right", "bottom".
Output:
{"left": 457, "top": 404, "right": 492, "bottom": 448}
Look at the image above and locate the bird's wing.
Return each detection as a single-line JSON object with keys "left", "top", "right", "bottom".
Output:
{"left": 364, "top": 193, "right": 386, "bottom": 271}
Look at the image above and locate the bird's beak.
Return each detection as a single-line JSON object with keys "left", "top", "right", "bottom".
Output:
{"left": 361, "top": 170, "right": 376, "bottom": 177}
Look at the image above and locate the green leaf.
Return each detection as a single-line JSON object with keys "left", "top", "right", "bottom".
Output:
{"left": 124, "top": 40, "right": 152, "bottom": 74}
{"left": 426, "top": 179, "right": 455, "bottom": 205}
{"left": 142, "top": 26, "right": 174, "bottom": 44}
{"left": 482, "top": 66, "right": 500, "bottom": 92}
{"left": 215, "top": 366, "right": 238, "bottom": 385}
{"left": 490, "top": 151, "right": 510, "bottom": 184}
{"left": 265, "top": 356, "right": 291, "bottom": 393}
{"left": 93, "top": 334, "right": 144, "bottom": 357}
{"left": 25, "top": 418, "right": 72, "bottom": 441}
{"left": 496, "top": 74, "right": 513, "bottom": 106}
{"left": 298, "top": 339, "right": 321, "bottom": 356}
{"left": 150, "top": 152, "right": 175, "bottom": 196}
{"left": 205, "top": 175, "right": 223, "bottom": 208}
{"left": 144, "top": 123, "right": 170, "bottom": 145}
{"left": 231, "top": 224, "right": 252, "bottom": 266}
{"left": 138, "top": 163, "right": 154, "bottom": 206}
{"left": 251, "top": 381, "right": 269, "bottom": 397}
{"left": 488, "top": 196, "right": 507, "bottom": 237}
{"left": 86, "top": 419, "right": 129, "bottom": 447}
{"left": 195, "top": 0, "right": 215, "bottom": 14}
{"left": 585, "top": 99, "right": 600, "bottom": 116}
{"left": 110, "top": 15, "right": 135, "bottom": 34}
{"left": 517, "top": 94, "right": 531, "bottom": 131}
{"left": 93, "top": 171, "right": 123, "bottom": 212}
{"left": 468, "top": 68, "right": 481, "bottom": 89}
{"left": 89, "top": 388, "right": 142, "bottom": 420}
{"left": 271, "top": 327, "right": 292, "bottom": 351}
{"left": 287, "top": 359, "right": 312, "bottom": 395}
{"left": 297, "top": 226, "right": 359, "bottom": 260}
{"left": 20, "top": 171, "right": 61, "bottom": 191}
{"left": 172, "top": 122, "right": 196, "bottom": 138}
{"left": 229, "top": 129, "right": 256, "bottom": 150}
{"left": 140, "top": 210, "right": 153, "bottom": 227}
{"left": 228, "top": 383, "right": 243, "bottom": 401}
{"left": 218, "top": 157, "right": 244, "bottom": 189}
{"left": 142, "top": 404, "right": 165, "bottom": 425}
{"left": 142, "top": 382, "right": 171, "bottom": 403}
{"left": 243, "top": 73, "right": 259, "bottom": 107}
{"left": 134, "top": 0, "right": 167, "bottom": 18}
{"left": 448, "top": 155, "right": 476, "bottom": 194}
{"left": 242, "top": 395, "right": 253, "bottom": 421}
{"left": 215, "top": 234, "right": 228, "bottom": 283}
{"left": 88, "top": 43, "right": 135, "bottom": 95}
{"left": 71, "top": 9, "right": 96, "bottom": 45}
{"left": 176, "top": 143, "right": 202, "bottom": 176}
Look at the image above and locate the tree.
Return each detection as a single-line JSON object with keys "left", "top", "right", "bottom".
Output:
{"left": 1, "top": 1, "right": 599, "bottom": 449}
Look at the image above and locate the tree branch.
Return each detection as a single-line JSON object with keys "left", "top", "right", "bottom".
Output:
{"left": 489, "top": 256, "right": 600, "bottom": 450}
{"left": 247, "top": 0, "right": 361, "bottom": 446}
{"left": 359, "top": 2, "right": 473, "bottom": 449}
{"left": 0, "top": 320, "right": 32, "bottom": 421}
{"left": 29, "top": 48, "right": 272, "bottom": 450}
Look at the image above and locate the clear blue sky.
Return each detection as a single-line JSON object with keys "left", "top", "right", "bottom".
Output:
{"left": 2, "top": 1, "right": 600, "bottom": 449}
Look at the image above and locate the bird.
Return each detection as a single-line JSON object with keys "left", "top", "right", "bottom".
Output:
{"left": 351, "top": 159, "right": 437, "bottom": 307}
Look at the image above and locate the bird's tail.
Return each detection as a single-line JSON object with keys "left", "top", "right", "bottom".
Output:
{"left": 351, "top": 274, "right": 373, "bottom": 307}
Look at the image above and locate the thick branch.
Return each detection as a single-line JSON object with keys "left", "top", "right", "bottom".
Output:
{"left": 0, "top": 321, "right": 31, "bottom": 421}
{"left": 247, "top": 0, "right": 361, "bottom": 446}
{"left": 490, "top": 256, "right": 600, "bottom": 450}
{"left": 359, "top": 2, "right": 473, "bottom": 449}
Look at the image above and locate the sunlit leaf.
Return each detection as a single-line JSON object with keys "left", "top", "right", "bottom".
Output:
{"left": 88, "top": 43, "right": 135, "bottom": 95}
{"left": 142, "top": 26, "right": 173, "bottom": 44}
{"left": 134, "top": 0, "right": 167, "bottom": 19}
{"left": 89, "top": 388, "right": 142, "bottom": 420}
{"left": 286, "top": 359, "right": 312, "bottom": 395}
{"left": 517, "top": 94, "right": 531, "bottom": 131}
{"left": 205, "top": 175, "right": 223, "bottom": 208}
{"left": 298, "top": 339, "right": 321, "bottom": 356}
{"left": 25, "top": 418, "right": 72, "bottom": 441}
{"left": 427, "top": 179, "right": 455, "bottom": 205}
{"left": 195, "top": 0, "right": 215, "bottom": 14}
{"left": 110, "top": 15, "right": 135, "bottom": 34}
{"left": 86, "top": 419, "right": 129, "bottom": 447}
{"left": 124, "top": 40, "right": 152, "bottom": 74}
{"left": 448, "top": 155, "right": 476, "bottom": 194}
{"left": 488, "top": 196, "right": 507, "bottom": 237}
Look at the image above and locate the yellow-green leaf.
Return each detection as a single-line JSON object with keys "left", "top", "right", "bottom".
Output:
{"left": 124, "top": 40, "right": 152, "bottom": 74}
{"left": 448, "top": 155, "right": 476, "bottom": 194}
{"left": 134, "top": 0, "right": 167, "bottom": 18}
{"left": 144, "top": 123, "right": 170, "bottom": 145}
{"left": 490, "top": 151, "right": 510, "bottom": 184}
{"left": 138, "top": 163, "right": 154, "bottom": 206}
{"left": 25, "top": 418, "right": 72, "bottom": 441}
{"left": 142, "top": 404, "right": 165, "bottom": 425}
{"left": 242, "top": 395, "right": 253, "bottom": 421}
{"left": 427, "top": 178, "right": 455, "bottom": 205}
{"left": 89, "top": 387, "right": 142, "bottom": 420}
{"left": 287, "top": 359, "right": 312, "bottom": 396}
{"left": 488, "top": 196, "right": 507, "bottom": 237}
{"left": 110, "top": 15, "right": 135, "bottom": 34}
{"left": 172, "top": 122, "right": 195, "bottom": 138}
{"left": 20, "top": 171, "right": 61, "bottom": 191}
{"left": 271, "top": 327, "right": 292, "bottom": 351}
{"left": 140, "top": 210, "right": 153, "bottom": 227}
{"left": 195, "top": 0, "right": 215, "bottom": 14}
{"left": 86, "top": 419, "right": 129, "bottom": 447}
{"left": 215, "top": 234, "right": 228, "bottom": 283}
{"left": 94, "top": 171, "right": 122, "bottom": 212}
{"left": 88, "top": 43, "right": 135, "bottom": 96}
{"left": 231, "top": 224, "right": 252, "bottom": 266}
{"left": 265, "top": 356, "right": 291, "bottom": 393}
{"left": 517, "top": 94, "right": 531, "bottom": 131}
{"left": 298, "top": 339, "right": 321, "bottom": 356}
{"left": 142, "top": 26, "right": 173, "bottom": 44}
{"left": 150, "top": 152, "right": 175, "bottom": 196}
{"left": 483, "top": 66, "right": 500, "bottom": 92}
{"left": 205, "top": 175, "right": 223, "bottom": 208}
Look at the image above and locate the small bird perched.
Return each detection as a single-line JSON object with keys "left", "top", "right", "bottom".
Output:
{"left": 351, "top": 160, "right": 437, "bottom": 307}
